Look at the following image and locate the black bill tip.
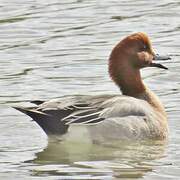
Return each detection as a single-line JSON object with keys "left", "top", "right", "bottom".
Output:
{"left": 150, "top": 63, "right": 168, "bottom": 70}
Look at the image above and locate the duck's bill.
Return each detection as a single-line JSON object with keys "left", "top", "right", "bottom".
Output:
{"left": 151, "top": 54, "right": 171, "bottom": 70}
{"left": 153, "top": 54, "right": 171, "bottom": 61}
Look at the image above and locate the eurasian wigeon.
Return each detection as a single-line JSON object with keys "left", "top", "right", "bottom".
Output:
{"left": 14, "top": 32, "right": 171, "bottom": 142}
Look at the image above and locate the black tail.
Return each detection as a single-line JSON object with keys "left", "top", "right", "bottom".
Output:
{"left": 13, "top": 107, "right": 69, "bottom": 136}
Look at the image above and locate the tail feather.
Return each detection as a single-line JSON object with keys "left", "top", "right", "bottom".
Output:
{"left": 30, "top": 100, "right": 45, "bottom": 105}
{"left": 13, "top": 107, "right": 69, "bottom": 136}
{"left": 13, "top": 107, "right": 48, "bottom": 116}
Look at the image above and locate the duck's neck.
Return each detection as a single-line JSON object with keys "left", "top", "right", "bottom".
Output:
{"left": 116, "top": 68, "right": 145, "bottom": 96}
{"left": 113, "top": 69, "right": 166, "bottom": 116}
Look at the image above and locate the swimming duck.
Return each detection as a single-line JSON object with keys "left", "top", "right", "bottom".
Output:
{"left": 14, "top": 32, "right": 171, "bottom": 142}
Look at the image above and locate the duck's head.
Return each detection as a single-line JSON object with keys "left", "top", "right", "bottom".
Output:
{"left": 109, "top": 32, "right": 171, "bottom": 95}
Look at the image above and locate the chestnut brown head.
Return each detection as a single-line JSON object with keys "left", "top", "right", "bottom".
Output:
{"left": 110, "top": 32, "right": 170, "bottom": 70}
{"left": 108, "top": 32, "right": 171, "bottom": 95}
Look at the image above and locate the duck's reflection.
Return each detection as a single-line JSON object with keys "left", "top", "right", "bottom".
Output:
{"left": 31, "top": 139, "right": 167, "bottom": 178}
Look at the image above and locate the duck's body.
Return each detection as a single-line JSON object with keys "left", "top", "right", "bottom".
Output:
{"left": 14, "top": 32, "right": 170, "bottom": 142}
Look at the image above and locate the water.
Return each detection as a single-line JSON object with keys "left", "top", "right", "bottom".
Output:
{"left": 0, "top": 0, "right": 180, "bottom": 179}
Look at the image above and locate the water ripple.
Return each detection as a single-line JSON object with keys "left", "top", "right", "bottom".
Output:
{"left": 0, "top": 0, "right": 179, "bottom": 179}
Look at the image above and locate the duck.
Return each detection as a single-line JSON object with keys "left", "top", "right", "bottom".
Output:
{"left": 14, "top": 32, "right": 171, "bottom": 142}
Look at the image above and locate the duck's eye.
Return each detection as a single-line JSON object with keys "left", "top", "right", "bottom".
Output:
{"left": 143, "top": 44, "right": 147, "bottom": 50}
{"left": 140, "top": 44, "right": 147, "bottom": 51}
